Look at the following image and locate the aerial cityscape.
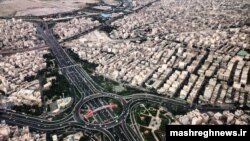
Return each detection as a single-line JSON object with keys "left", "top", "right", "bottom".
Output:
{"left": 0, "top": 0, "right": 250, "bottom": 141}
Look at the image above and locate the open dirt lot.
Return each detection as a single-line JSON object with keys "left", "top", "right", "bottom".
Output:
{"left": 0, "top": 0, "right": 98, "bottom": 16}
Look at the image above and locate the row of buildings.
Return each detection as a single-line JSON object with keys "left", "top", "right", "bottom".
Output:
{"left": 0, "top": 120, "right": 82, "bottom": 141}
{"left": 171, "top": 109, "right": 250, "bottom": 125}
{"left": 0, "top": 50, "right": 48, "bottom": 107}
{"left": 54, "top": 17, "right": 100, "bottom": 40}
{"left": 0, "top": 121, "right": 46, "bottom": 141}
{"left": 66, "top": 0, "right": 250, "bottom": 108}
{"left": 70, "top": 33, "right": 250, "bottom": 106}
{"left": 164, "top": 27, "right": 250, "bottom": 57}
{"left": 0, "top": 19, "right": 45, "bottom": 51}
{"left": 110, "top": 0, "right": 249, "bottom": 39}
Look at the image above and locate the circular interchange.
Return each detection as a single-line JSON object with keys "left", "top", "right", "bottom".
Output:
{"left": 77, "top": 93, "right": 128, "bottom": 129}
{"left": 81, "top": 96, "right": 123, "bottom": 123}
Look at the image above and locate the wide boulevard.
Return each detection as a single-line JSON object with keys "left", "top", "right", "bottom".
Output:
{"left": 0, "top": 0, "right": 228, "bottom": 141}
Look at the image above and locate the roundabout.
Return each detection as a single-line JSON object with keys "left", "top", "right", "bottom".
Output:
{"left": 73, "top": 93, "right": 129, "bottom": 129}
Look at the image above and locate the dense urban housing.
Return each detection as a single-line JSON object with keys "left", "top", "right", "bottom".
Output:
{"left": 0, "top": 0, "right": 249, "bottom": 141}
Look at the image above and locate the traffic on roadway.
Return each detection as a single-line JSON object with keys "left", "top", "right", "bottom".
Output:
{"left": 0, "top": 0, "right": 197, "bottom": 141}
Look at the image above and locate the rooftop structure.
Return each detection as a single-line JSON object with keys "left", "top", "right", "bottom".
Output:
{"left": 0, "top": 19, "right": 45, "bottom": 52}
{"left": 0, "top": 50, "right": 48, "bottom": 107}
{"left": 65, "top": 0, "right": 250, "bottom": 108}
{"left": 54, "top": 17, "right": 100, "bottom": 40}
{"left": 172, "top": 109, "right": 250, "bottom": 125}
{"left": 0, "top": 121, "right": 46, "bottom": 141}
{"left": 50, "top": 97, "right": 72, "bottom": 113}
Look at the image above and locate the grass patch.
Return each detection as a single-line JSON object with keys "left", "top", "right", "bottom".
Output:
{"left": 140, "top": 127, "right": 156, "bottom": 141}
{"left": 135, "top": 112, "right": 151, "bottom": 126}
{"left": 12, "top": 105, "right": 43, "bottom": 116}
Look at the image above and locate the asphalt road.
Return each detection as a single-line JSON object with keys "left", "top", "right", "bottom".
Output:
{"left": 0, "top": 0, "right": 229, "bottom": 141}
{"left": 36, "top": 18, "right": 137, "bottom": 140}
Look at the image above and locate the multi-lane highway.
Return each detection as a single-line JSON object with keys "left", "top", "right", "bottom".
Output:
{"left": 40, "top": 21, "right": 134, "bottom": 140}
{"left": 0, "top": 0, "right": 235, "bottom": 141}
{"left": 0, "top": 0, "right": 152, "bottom": 141}
{"left": 0, "top": 17, "right": 190, "bottom": 140}
{"left": 0, "top": 21, "right": 233, "bottom": 140}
